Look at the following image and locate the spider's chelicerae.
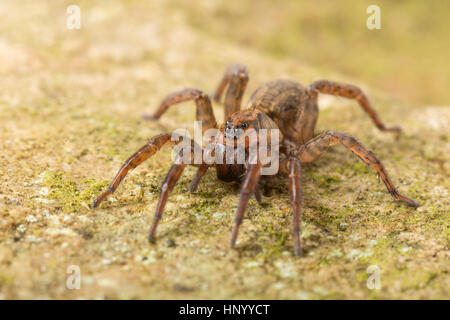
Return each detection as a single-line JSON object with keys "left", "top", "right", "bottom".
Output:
{"left": 92, "top": 64, "right": 418, "bottom": 256}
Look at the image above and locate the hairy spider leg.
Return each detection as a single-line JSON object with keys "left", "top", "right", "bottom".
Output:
{"left": 230, "top": 163, "right": 262, "bottom": 249}
{"left": 213, "top": 64, "right": 249, "bottom": 123}
{"left": 148, "top": 161, "right": 186, "bottom": 242}
{"left": 309, "top": 80, "right": 401, "bottom": 132}
{"left": 288, "top": 158, "right": 303, "bottom": 256}
{"left": 91, "top": 134, "right": 174, "bottom": 208}
{"left": 143, "top": 88, "right": 217, "bottom": 133}
{"left": 296, "top": 130, "right": 418, "bottom": 207}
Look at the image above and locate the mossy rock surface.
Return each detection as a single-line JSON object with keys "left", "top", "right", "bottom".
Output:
{"left": 0, "top": 1, "right": 448, "bottom": 299}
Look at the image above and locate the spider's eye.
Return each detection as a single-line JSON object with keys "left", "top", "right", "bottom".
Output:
{"left": 240, "top": 122, "right": 248, "bottom": 129}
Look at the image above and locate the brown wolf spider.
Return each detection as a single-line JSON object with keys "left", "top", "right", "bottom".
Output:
{"left": 92, "top": 64, "right": 418, "bottom": 256}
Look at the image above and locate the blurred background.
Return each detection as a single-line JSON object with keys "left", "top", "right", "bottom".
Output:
{"left": 177, "top": 0, "right": 450, "bottom": 105}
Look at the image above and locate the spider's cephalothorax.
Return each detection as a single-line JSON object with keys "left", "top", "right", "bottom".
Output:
{"left": 92, "top": 64, "right": 418, "bottom": 256}
{"left": 215, "top": 109, "right": 280, "bottom": 183}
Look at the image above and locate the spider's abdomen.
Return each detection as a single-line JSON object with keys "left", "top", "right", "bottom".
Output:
{"left": 247, "top": 79, "right": 318, "bottom": 144}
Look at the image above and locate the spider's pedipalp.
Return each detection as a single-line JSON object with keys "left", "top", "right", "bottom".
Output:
{"left": 189, "top": 163, "right": 209, "bottom": 192}
{"left": 254, "top": 184, "right": 263, "bottom": 204}
{"left": 230, "top": 163, "right": 262, "bottom": 249}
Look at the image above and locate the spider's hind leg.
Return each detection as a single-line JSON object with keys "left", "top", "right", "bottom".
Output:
{"left": 309, "top": 80, "right": 401, "bottom": 132}
{"left": 297, "top": 130, "right": 419, "bottom": 207}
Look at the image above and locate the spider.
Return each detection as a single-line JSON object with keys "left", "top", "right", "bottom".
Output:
{"left": 91, "top": 64, "right": 418, "bottom": 256}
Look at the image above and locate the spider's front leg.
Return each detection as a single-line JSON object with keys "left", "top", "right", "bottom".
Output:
{"left": 297, "top": 130, "right": 419, "bottom": 207}
{"left": 92, "top": 133, "right": 210, "bottom": 243}
{"left": 91, "top": 133, "right": 173, "bottom": 208}
{"left": 213, "top": 64, "right": 249, "bottom": 123}
{"left": 147, "top": 146, "right": 212, "bottom": 241}
{"left": 143, "top": 88, "right": 217, "bottom": 133}
{"left": 148, "top": 161, "right": 185, "bottom": 242}
{"left": 309, "top": 80, "right": 401, "bottom": 132}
